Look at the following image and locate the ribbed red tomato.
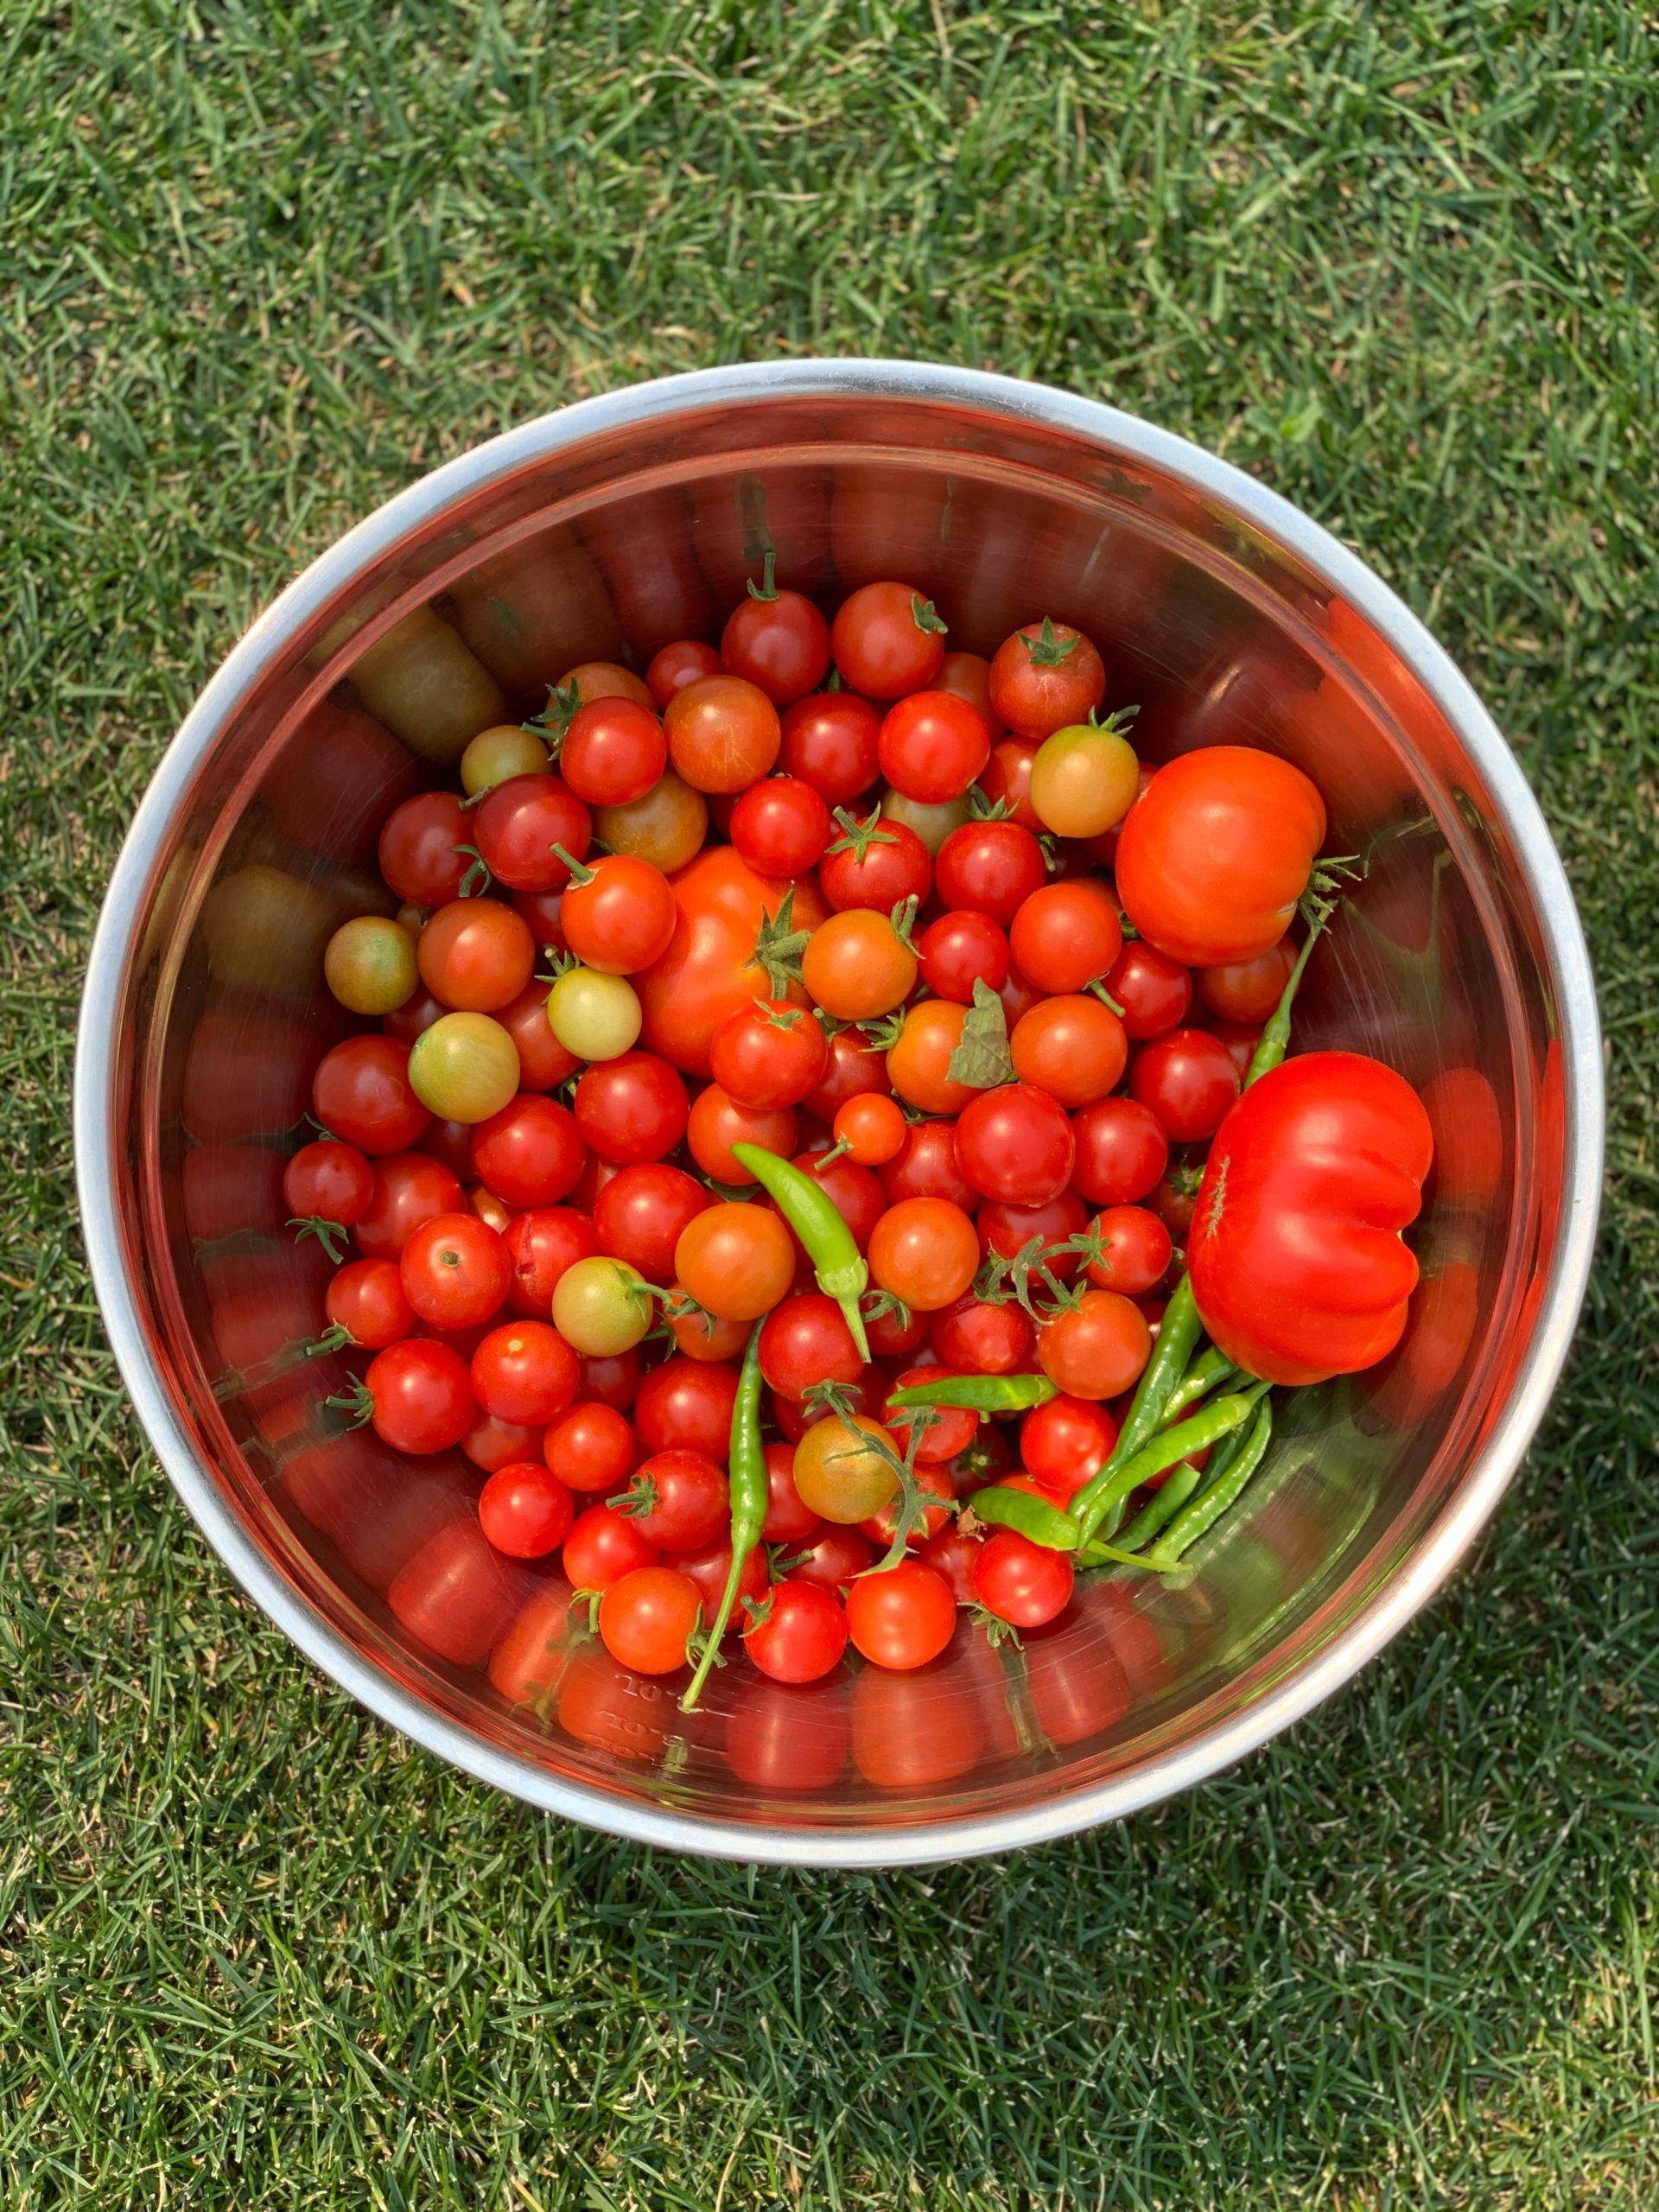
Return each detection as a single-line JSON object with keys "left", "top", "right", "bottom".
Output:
{"left": 635, "top": 846, "right": 828, "bottom": 1077}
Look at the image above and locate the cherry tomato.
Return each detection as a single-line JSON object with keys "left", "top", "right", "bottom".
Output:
{"left": 474, "top": 772, "right": 592, "bottom": 894}
{"left": 664, "top": 673, "right": 781, "bottom": 793}
{"left": 313, "top": 1035, "right": 430, "bottom": 1156}
{"left": 880, "top": 1118, "right": 976, "bottom": 1211}
{"left": 933, "top": 819, "right": 1046, "bottom": 927}
{"left": 598, "top": 1567, "right": 702, "bottom": 1674}
{"left": 556, "top": 660, "right": 655, "bottom": 709}
{"left": 1210, "top": 1020, "right": 1263, "bottom": 1084}
{"left": 416, "top": 898, "right": 535, "bottom": 1013}
{"left": 778, "top": 691, "right": 882, "bottom": 804}
{"left": 1008, "top": 880, "right": 1123, "bottom": 995}
{"left": 937, "top": 648, "right": 1005, "bottom": 737}
{"left": 1105, "top": 941, "right": 1193, "bottom": 1040}
{"left": 591, "top": 1163, "right": 709, "bottom": 1286}
{"left": 916, "top": 910, "right": 1009, "bottom": 1003}
{"left": 881, "top": 787, "right": 972, "bottom": 855}
{"left": 709, "top": 998, "right": 829, "bottom": 1110}
{"left": 470, "top": 1094, "right": 586, "bottom": 1208}
{"left": 729, "top": 775, "right": 832, "bottom": 877}
{"left": 573, "top": 1050, "right": 690, "bottom": 1165}
{"left": 885, "top": 1001, "right": 975, "bottom": 1117}
{"left": 817, "top": 809, "right": 932, "bottom": 913}
{"left": 978, "top": 736, "right": 1040, "bottom": 827}
{"left": 803, "top": 1022, "right": 892, "bottom": 1121}
{"left": 1070, "top": 1096, "right": 1169, "bottom": 1207}
{"left": 1148, "top": 1161, "right": 1203, "bottom": 1243}
{"left": 954, "top": 1083, "right": 1075, "bottom": 1206}
{"left": 461, "top": 1407, "right": 542, "bottom": 1474}
{"left": 791, "top": 1413, "right": 899, "bottom": 1524}
{"left": 635, "top": 1356, "right": 741, "bottom": 1460}
{"left": 283, "top": 1139, "right": 372, "bottom": 1227}
{"left": 1028, "top": 721, "right": 1141, "bottom": 838}
{"left": 407, "top": 1013, "right": 521, "bottom": 1125}
{"left": 460, "top": 724, "right": 550, "bottom": 797}
{"left": 635, "top": 846, "right": 829, "bottom": 1078}
{"left": 502, "top": 1206, "right": 599, "bottom": 1317}
{"left": 1116, "top": 747, "right": 1327, "bottom": 965}
{"left": 932, "top": 1293, "right": 1032, "bottom": 1375}
{"left": 859, "top": 1461, "right": 956, "bottom": 1551}
{"left": 1020, "top": 1395, "right": 1118, "bottom": 1500}
{"left": 399, "top": 1212, "right": 512, "bottom": 1330}
{"left": 758, "top": 1293, "right": 864, "bottom": 1399}
{"left": 868, "top": 1197, "right": 979, "bottom": 1311}
{"left": 831, "top": 1092, "right": 906, "bottom": 1166}
{"left": 559, "top": 855, "right": 677, "bottom": 975}
{"left": 760, "top": 1441, "right": 821, "bottom": 1543}
{"left": 479, "top": 1462, "right": 575, "bottom": 1559}
{"left": 382, "top": 985, "right": 448, "bottom": 1047}
{"left": 675, "top": 1535, "right": 770, "bottom": 1624}
{"left": 496, "top": 981, "right": 582, "bottom": 1092}
{"left": 1129, "top": 1027, "right": 1241, "bottom": 1143}
{"left": 324, "top": 1257, "right": 414, "bottom": 1350}
{"left": 976, "top": 1189, "right": 1088, "bottom": 1276}
{"left": 675, "top": 1204, "right": 795, "bottom": 1321}
{"left": 544, "top": 1401, "right": 636, "bottom": 1493}
{"left": 545, "top": 966, "right": 642, "bottom": 1061}
{"left": 801, "top": 909, "right": 916, "bottom": 1021}
{"left": 686, "top": 1084, "right": 798, "bottom": 1185}
{"left": 1009, "top": 997, "right": 1128, "bottom": 1109}
{"left": 617, "top": 1446, "right": 728, "bottom": 1554}
{"left": 1197, "top": 937, "right": 1298, "bottom": 1023}
{"left": 883, "top": 1366, "right": 976, "bottom": 1463}
{"left": 558, "top": 697, "right": 667, "bottom": 807}
{"left": 973, "top": 1529, "right": 1074, "bottom": 1627}
{"left": 509, "top": 887, "right": 567, "bottom": 959}
{"left": 562, "top": 1502, "right": 660, "bottom": 1592}
{"left": 877, "top": 690, "right": 990, "bottom": 803}
{"left": 324, "top": 915, "right": 418, "bottom": 1016}
{"left": 594, "top": 770, "right": 709, "bottom": 875}
{"left": 364, "top": 1339, "right": 475, "bottom": 1453}
{"left": 744, "top": 1580, "right": 849, "bottom": 1684}
{"left": 378, "top": 791, "right": 471, "bottom": 908}
{"left": 830, "top": 582, "right": 947, "bottom": 699}
{"left": 353, "top": 1152, "right": 467, "bottom": 1260}
{"left": 770, "top": 1372, "right": 887, "bottom": 1445}
{"left": 844, "top": 1559, "right": 956, "bottom": 1670}
{"left": 578, "top": 1345, "right": 644, "bottom": 1409}
{"left": 470, "top": 1319, "right": 579, "bottom": 1427}
{"left": 988, "top": 618, "right": 1107, "bottom": 740}
{"left": 551, "top": 1255, "right": 653, "bottom": 1356}
{"left": 647, "top": 638, "right": 722, "bottom": 704}
{"left": 1081, "top": 1205, "right": 1172, "bottom": 1295}
{"left": 790, "top": 1523, "right": 876, "bottom": 1593}
{"left": 416, "top": 1116, "right": 476, "bottom": 1179}
{"left": 721, "top": 582, "right": 831, "bottom": 704}
{"left": 1037, "top": 1289, "right": 1151, "bottom": 1401}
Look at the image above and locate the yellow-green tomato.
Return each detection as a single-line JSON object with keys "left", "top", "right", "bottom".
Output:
{"left": 407, "top": 1011, "right": 521, "bottom": 1122}
{"left": 791, "top": 1414, "right": 901, "bottom": 1525}
{"left": 551, "top": 1256, "right": 654, "bottom": 1355}
{"left": 1028, "top": 722, "right": 1141, "bottom": 838}
{"left": 324, "top": 915, "right": 419, "bottom": 1014}
{"left": 878, "top": 788, "right": 973, "bottom": 856}
{"left": 546, "top": 966, "right": 642, "bottom": 1061}
{"left": 461, "top": 722, "right": 550, "bottom": 796}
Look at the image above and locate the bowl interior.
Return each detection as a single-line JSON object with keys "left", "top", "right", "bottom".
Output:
{"left": 92, "top": 378, "right": 1578, "bottom": 1855}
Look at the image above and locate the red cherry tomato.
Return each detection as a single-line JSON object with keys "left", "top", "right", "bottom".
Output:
{"left": 817, "top": 809, "right": 932, "bottom": 913}
{"left": 686, "top": 1084, "right": 798, "bottom": 1185}
{"left": 674, "top": 1535, "right": 769, "bottom": 1624}
{"left": 634, "top": 1356, "right": 741, "bottom": 1460}
{"left": 789, "top": 1523, "right": 876, "bottom": 1594}
{"left": 324, "top": 1257, "right": 414, "bottom": 1350}
{"left": 868, "top": 1197, "right": 980, "bottom": 1312}
{"left": 1129, "top": 1027, "right": 1241, "bottom": 1143}
{"left": 1105, "top": 940, "right": 1193, "bottom": 1040}
{"left": 937, "top": 649, "right": 1005, "bottom": 739}
{"left": 883, "top": 1367, "right": 976, "bottom": 1464}
{"left": 598, "top": 1566, "right": 702, "bottom": 1674}
{"left": 973, "top": 1529, "right": 1074, "bottom": 1627}
{"left": 470, "top": 1093, "right": 586, "bottom": 1208}
{"left": 559, "top": 697, "right": 667, "bottom": 807}
{"left": 757, "top": 1293, "right": 864, "bottom": 1400}
{"left": 768, "top": 1151, "right": 887, "bottom": 1262}
{"left": 474, "top": 772, "right": 592, "bottom": 894}
{"left": 1020, "top": 1394, "right": 1118, "bottom": 1500}
{"left": 858, "top": 1460, "right": 956, "bottom": 1548}
{"left": 729, "top": 776, "right": 832, "bottom": 877}
{"left": 562, "top": 1502, "right": 659, "bottom": 1591}
{"left": 1009, "top": 997, "right": 1128, "bottom": 1109}
{"left": 778, "top": 691, "right": 882, "bottom": 804}
{"left": 313, "top": 1035, "right": 430, "bottom": 1156}
{"left": 978, "top": 736, "right": 1040, "bottom": 827}
{"left": 760, "top": 1441, "right": 820, "bottom": 1543}
{"left": 350, "top": 1153, "right": 465, "bottom": 1260}
{"left": 954, "top": 1084, "right": 1075, "bottom": 1207}
{"left": 470, "top": 1319, "right": 579, "bottom": 1427}
{"left": 933, "top": 819, "right": 1046, "bottom": 927}
{"left": 1008, "top": 880, "right": 1123, "bottom": 995}
{"left": 1188, "top": 1051, "right": 1433, "bottom": 1386}
{"left": 919, "top": 1524, "right": 983, "bottom": 1605}
{"left": 479, "top": 1462, "right": 575, "bottom": 1558}
{"left": 378, "top": 791, "right": 471, "bottom": 907}
{"left": 619, "top": 1448, "right": 728, "bottom": 1554}
{"left": 931, "top": 1293, "right": 1032, "bottom": 1375}
{"left": 496, "top": 980, "right": 582, "bottom": 1091}
{"left": 591, "top": 1163, "right": 709, "bottom": 1285}
{"left": 831, "top": 1092, "right": 906, "bottom": 1167}
{"left": 647, "top": 638, "right": 722, "bottom": 704}
{"left": 744, "top": 1579, "right": 849, "bottom": 1683}
{"left": 880, "top": 1117, "right": 976, "bottom": 1211}
{"left": 573, "top": 1050, "right": 690, "bottom": 1164}
{"left": 364, "top": 1339, "right": 475, "bottom": 1453}
{"left": 1198, "top": 937, "right": 1298, "bottom": 1023}
{"left": 635, "top": 846, "right": 829, "bottom": 1078}
{"left": 399, "top": 1212, "right": 512, "bottom": 1330}
{"left": 917, "top": 911, "right": 1010, "bottom": 1004}
{"left": 283, "top": 1139, "right": 372, "bottom": 1227}
{"left": 976, "top": 1188, "right": 1088, "bottom": 1278}
{"left": 988, "top": 618, "right": 1106, "bottom": 740}
{"left": 502, "top": 1205, "right": 599, "bottom": 1317}
{"left": 461, "top": 1408, "right": 547, "bottom": 1475}
{"left": 577, "top": 1346, "right": 643, "bottom": 1410}
{"left": 830, "top": 582, "right": 946, "bottom": 699}
{"left": 559, "top": 855, "right": 677, "bottom": 974}
{"left": 1070, "top": 1097, "right": 1169, "bottom": 1207}
{"left": 1037, "top": 1289, "right": 1150, "bottom": 1402}
{"left": 721, "top": 582, "right": 831, "bottom": 705}
{"left": 709, "top": 998, "right": 829, "bottom": 1109}
{"left": 876, "top": 690, "right": 990, "bottom": 803}
{"left": 844, "top": 1560, "right": 956, "bottom": 1670}
{"left": 1080, "top": 1205, "right": 1172, "bottom": 1295}
{"left": 417, "top": 897, "right": 536, "bottom": 1013}
{"left": 544, "top": 1401, "right": 637, "bottom": 1493}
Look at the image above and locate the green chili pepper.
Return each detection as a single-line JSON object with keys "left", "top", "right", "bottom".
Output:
{"left": 1070, "top": 1381, "right": 1268, "bottom": 1547}
{"left": 1243, "top": 874, "right": 1344, "bottom": 1086}
{"left": 1112, "top": 1456, "right": 1208, "bottom": 1554}
{"left": 886, "top": 1372, "right": 1057, "bottom": 1414}
{"left": 1143, "top": 1397, "right": 1274, "bottom": 1569}
{"left": 680, "top": 1321, "right": 768, "bottom": 1713}
{"left": 1160, "top": 1344, "right": 1237, "bottom": 1427}
{"left": 731, "top": 1141, "right": 870, "bottom": 1359}
{"left": 969, "top": 1485, "right": 1081, "bottom": 1552}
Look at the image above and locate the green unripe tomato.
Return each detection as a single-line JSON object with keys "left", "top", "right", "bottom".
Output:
{"left": 551, "top": 1256, "right": 654, "bottom": 1355}
{"left": 1028, "top": 723, "right": 1141, "bottom": 839}
{"left": 878, "top": 788, "right": 973, "bottom": 856}
{"left": 407, "top": 1010, "right": 521, "bottom": 1122}
{"left": 546, "top": 966, "right": 642, "bottom": 1061}
{"left": 461, "top": 722, "right": 550, "bottom": 796}
{"left": 324, "top": 915, "right": 419, "bottom": 1014}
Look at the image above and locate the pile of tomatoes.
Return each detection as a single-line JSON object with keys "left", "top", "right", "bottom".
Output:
{"left": 287, "top": 570, "right": 1355, "bottom": 1695}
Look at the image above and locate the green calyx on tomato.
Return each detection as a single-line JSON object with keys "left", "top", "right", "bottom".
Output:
{"left": 1018, "top": 615, "right": 1081, "bottom": 668}
{"left": 750, "top": 887, "right": 811, "bottom": 996}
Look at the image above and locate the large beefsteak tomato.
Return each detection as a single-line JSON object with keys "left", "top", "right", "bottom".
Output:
{"left": 1116, "top": 745, "right": 1327, "bottom": 966}
{"left": 1188, "top": 1051, "right": 1433, "bottom": 1386}
{"left": 635, "top": 846, "right": 828, "bottom": 1076}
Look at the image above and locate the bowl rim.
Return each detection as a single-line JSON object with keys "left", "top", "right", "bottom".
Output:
{"left": 73, "top": 358, "right": 1604, "bottom": 1866}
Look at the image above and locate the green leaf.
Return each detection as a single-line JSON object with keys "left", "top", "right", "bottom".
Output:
{"left": 945, "top": 977, "right": 1014, "bottom": 1090}
{"left": 751, "top": 887, "right": 810, "bottom": 996}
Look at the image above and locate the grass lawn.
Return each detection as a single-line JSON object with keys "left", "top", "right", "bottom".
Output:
{"left": 3, "top": 3, "right": 1656, "bottom": 2204}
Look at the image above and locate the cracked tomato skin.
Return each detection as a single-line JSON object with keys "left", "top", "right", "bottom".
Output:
{"left": 1188, "top": 1051, "right": 1433, "bottom": 1387}
{"left": 1116, "top": 746, "right": 1327, "bottom": 967}
{"left": 634, "top": 845, "right": 828, "bottom": 1077}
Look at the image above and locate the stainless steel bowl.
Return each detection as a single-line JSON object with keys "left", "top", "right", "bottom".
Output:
{"left": 75, "top": 361, "right": 1602, "bottom": 1865}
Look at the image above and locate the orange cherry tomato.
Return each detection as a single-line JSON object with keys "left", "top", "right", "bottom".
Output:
{"left": 1009, "top": 995, "right": 1128, "bottom": 1108}
{"left": 885, "top": 1000, "right": 976, "bottom": 1116}
{"left": 868, "top": 1197, "right": 980, "bottom": 1311}
{"left": 801, "top": 910, "right": 918, "bottom": 1021}
{"left": 416, "top": 899, "right": 535, "bottom": 1013}
{"left": 664, "top": 674, "right": 782, "bottom": 794}
{"left": 832, "top": 1093, "right": 907, "bottom": 1166}
{"left": 674, "top": 1203, "right": 796, "bottom": 1320}
{"left": 686, "top": 1084, "right": 798, "bottom": 1185}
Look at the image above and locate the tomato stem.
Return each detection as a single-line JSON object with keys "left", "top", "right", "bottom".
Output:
{"left": 745, "top": 548, "right": 779, "bottom": 603}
